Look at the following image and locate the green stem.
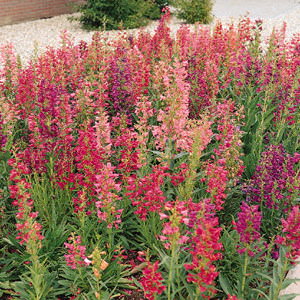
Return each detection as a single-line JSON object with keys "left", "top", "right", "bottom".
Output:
{"left": 108, "top": 226, "right": 113, "bottom": 252}
{"left": 241, "top": 252, "right": 249, "bottom": 298}
{"left": 30, "top": 251, "right": 43, "bottom": 300}
{"left": 167, "top": 243, "right": 176, "bottom": 300}
{"left": 273, "top": 254, "right": 288, "bottom": 299}
{"left": 96, "top": 276, "right": 101, "bottom": 299}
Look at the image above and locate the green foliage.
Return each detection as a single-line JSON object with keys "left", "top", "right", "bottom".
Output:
{"left": 172, "top": 0, "right": 213, "bottom": 24}
{"left": 77, "top": 0, "right": 165, "bottom": 30}
{"left": 56, "top": 245, "right": 134, "bottom": 299}
{"left": 155, "top": 0, "right": 170, "bottom": 10}
{"left": 13, "top": 259, "right": 56, "bottom": 300}
{"left": 217, "top": 230, "right": 297, "bottom": 300}
{"left": 30, "top": 172, "right": 73, "bottom": 229}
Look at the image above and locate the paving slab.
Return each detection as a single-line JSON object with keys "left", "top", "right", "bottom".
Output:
{"left": 281, "top": 258, "right": 300, "bottom": 299}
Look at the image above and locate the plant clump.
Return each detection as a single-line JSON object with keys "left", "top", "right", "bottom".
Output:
{"left": 172, "top": 0, "right": 214, "bottom": 24}
{"left": 77, "top": 0, "right": 169, "bottom": 30}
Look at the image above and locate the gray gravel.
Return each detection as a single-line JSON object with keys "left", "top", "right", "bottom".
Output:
{"left": 0, "top": 0, "right": 299, "bottom": 67}
{"left": 213, "top": 0, "right": 300, "bottom": 43}
{"left": 213, "top": 0, "right": 300, "bottom": 18}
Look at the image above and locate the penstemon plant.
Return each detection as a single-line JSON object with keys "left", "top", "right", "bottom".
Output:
{"left": 0, "top": 9, "right": 299, "bottom": 300}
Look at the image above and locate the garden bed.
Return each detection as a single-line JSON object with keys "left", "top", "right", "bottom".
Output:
{"left": 0, "top": 7, "right": 299, "bottom": 300}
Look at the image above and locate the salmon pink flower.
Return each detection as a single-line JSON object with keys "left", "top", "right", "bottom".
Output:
{"left": 227, "top": 295, "right": 240, "bottom": 300}
{"left": 64, "top": 234, "right": 90, "bottom": 270}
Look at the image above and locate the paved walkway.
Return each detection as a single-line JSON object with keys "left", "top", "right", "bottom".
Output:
{"left": 281, "top": 258, "right": 300, "bottom": 298}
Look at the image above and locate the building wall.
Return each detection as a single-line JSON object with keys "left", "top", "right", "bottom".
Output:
{"left": 0, "top": 0, "right": 84, "bottom": 26}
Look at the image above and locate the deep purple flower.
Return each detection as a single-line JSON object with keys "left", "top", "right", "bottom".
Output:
{"left": 235, "top": 201, "right": 262, "bottom": 245}
{"left": 245, "top": 145, "right": 300, "bottom": 210}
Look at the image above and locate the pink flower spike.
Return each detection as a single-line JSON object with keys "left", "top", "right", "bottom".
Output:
{"left": 159, "top": 212, "right": 168, "bottom": 220}
{"left": 140, "top": 261, "right": 166, "bottom": 300}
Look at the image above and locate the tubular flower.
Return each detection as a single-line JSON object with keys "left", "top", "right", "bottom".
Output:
{"left": 159, "top": 200, "right": 190, "bottom": 250}
{"left": 205, "top": 161, "right": 229, "bottom": 211}
{"left": 276, "top": 206, "right": 300, "bottom": 260}
{"left": 185, "top": 213, "right": 223, "bottom": 297}
{"left": 246, "top": 145, "right": 300, "bottom": 210}
{"left": 126, "top": 165, "right": 168, "bottom": 220}
{"left": 233, "top": 201, "right": 262, "bottom": 256}
{"left": 227, "top": 295, "right": 241, "bottom": 300}
{"left": 64, "top": 234, "right": 91, "bottom": 270}
{"left": 140, "top": 261, "right": 166, "bottom": 300}
{"left": 8, "top": 160, "right": 44, "bottom": 253}
{"left": 94, "top": 163, "right": 123, "bottom": 229}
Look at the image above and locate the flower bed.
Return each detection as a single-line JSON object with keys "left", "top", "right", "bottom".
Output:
{"left": 0, "top": 9, "right": 299, "bottom": 300}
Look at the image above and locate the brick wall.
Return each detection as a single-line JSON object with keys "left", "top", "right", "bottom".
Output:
{"left": 0, "top": 0, "right": 84, "bottom": 26}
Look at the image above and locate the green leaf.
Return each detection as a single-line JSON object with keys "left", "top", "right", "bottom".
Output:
{"left": 149, "top": 150, "right": 164, "bottom": 157}
{"left": 0, "top": 280, "right": 11, "bottom": 289}
{"left": 131, "top": 276, "right": 143, "bottom": 289}
{"left": 173, "top": 152, "right": 189, "bottom": 159}
{"left": 100, "top": 291, "right": 111, "bottom": 300}
{"left": 219, "top": 272, "right": 234, "bottom": 295}
{"left": 57, "top": 279, "right": 72, "bottom": 287}
{"left": 0, "top": 151, "right": 10, "bottom": 161}
{"left": 2, "top": 238, "right": 15, "bottom": 246}
{"left": 256, "top": 271, "right": 274, "bottom": 283}
{"left": 281, "top": 278, "right": 300, "bottom": 290}
{"left": 252, "top": 288, "right": 270, "bottom": 300}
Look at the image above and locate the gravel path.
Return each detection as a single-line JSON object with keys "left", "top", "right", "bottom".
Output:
{"left": 0, "top": 0, "right": 299, "bottom": 67}
{"left": 213, "top": 0, "right": 300, "bottom": 19}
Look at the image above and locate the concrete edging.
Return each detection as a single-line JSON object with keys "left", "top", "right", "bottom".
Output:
{"left": 281, "top": 258, "right": 300, "bottom": 299}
